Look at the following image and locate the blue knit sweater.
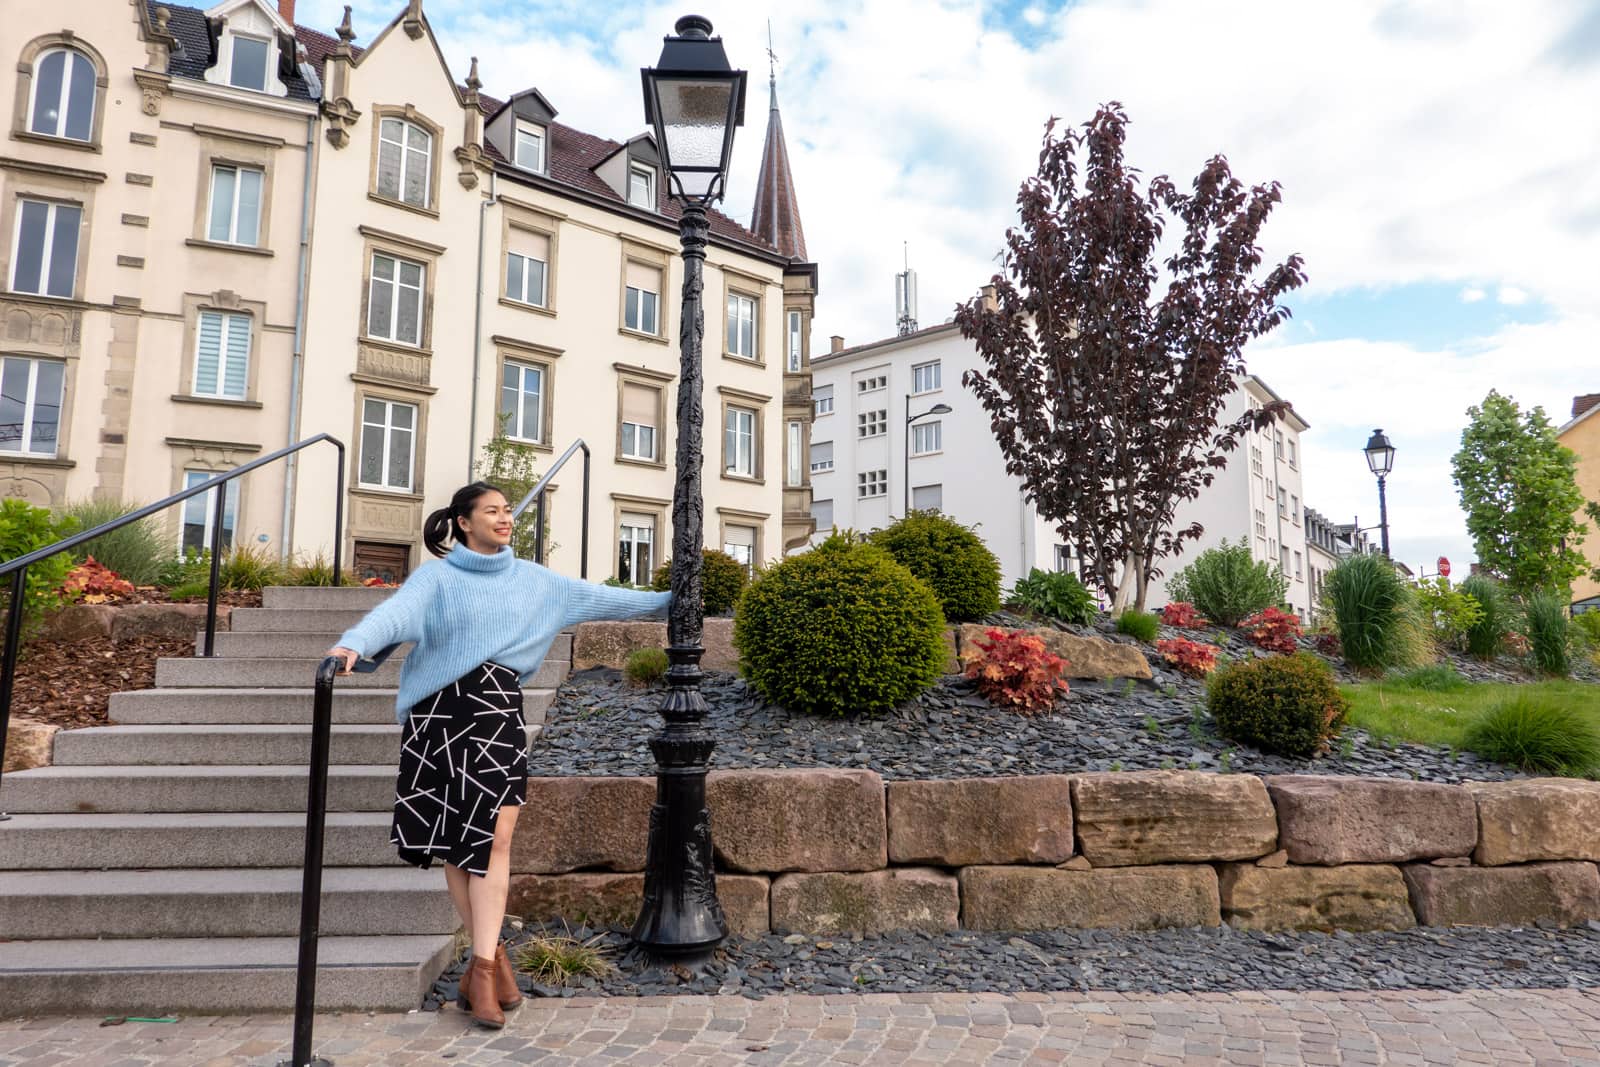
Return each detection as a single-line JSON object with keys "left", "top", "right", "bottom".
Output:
{"left": 336, "top": 544, "right": 671, "bottom": 722}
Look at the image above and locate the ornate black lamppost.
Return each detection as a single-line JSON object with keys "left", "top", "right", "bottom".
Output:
{"left": 1363, "top": 428, "right": 1396, "bottom": 557}
{"left": 632, "top": 14, "right": 746, "bottom": 958}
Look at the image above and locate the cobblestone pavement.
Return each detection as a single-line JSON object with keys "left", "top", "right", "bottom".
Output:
{"left": 5, "top": 988, "right": 1600, "bottom": 1066}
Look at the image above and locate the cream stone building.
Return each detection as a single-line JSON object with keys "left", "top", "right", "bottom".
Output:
{"left": 3, "top": 0, "right": 817, "bottom": 582}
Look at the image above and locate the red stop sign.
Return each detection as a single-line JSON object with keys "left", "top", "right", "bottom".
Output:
{"left": 1438, "top": 556, "right": 1451, "bottom": 578}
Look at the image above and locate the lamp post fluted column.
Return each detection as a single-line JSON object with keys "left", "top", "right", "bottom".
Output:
{"left": 630, "top": 202, "right": 728, "bottom": 957}
{"left": 1376, "top": 474, "right": 1391, "bottom": 558}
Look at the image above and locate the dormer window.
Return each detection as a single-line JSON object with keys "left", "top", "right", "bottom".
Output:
{"left": 228, "top": 33, "right": 270, "bottom": 91}
{"left": 515, "top": 121, "right": 546, "bottom": 172}
{"left": 628, "top": 164, "right": 655, "bottom": 210}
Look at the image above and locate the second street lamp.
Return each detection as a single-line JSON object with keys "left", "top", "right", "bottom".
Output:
{"left": 905, "top": 399, "right": 953, "bottom": 515}
{"left": 1363, "top": 428, "right": 1396, "bottom": 557}
{"left": 632, "top": 14, "right": 746, "bottom": 959}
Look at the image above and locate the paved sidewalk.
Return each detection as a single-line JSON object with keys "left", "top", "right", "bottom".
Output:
{"left": 4, "top": 988, "right": 1600, "bottom": 1065}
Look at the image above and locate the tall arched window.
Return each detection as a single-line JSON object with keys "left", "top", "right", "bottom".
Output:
{"left": 29, "top": 47, "right": 95, "bottom": 141}
{"left": 376, "top": 118, "right": 433, "bottom": 209}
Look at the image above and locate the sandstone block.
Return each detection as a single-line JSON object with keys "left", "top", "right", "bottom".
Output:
{"left": 571, "top": 621, "right": 667, "bottom": 671}
{"left": 510, "top": 776, "right": 655, "bottom": 874}
{"left": 959, "top": 865, "right": 1220, "bottom": 931}
{"left": 1404, "top": 862, "right": 1600, "bottom": 927}
{"left": 887, "top": 775, "right": 1073, "bottom": 866}
{"left": 3, "top": 719, "right": 58, "bottom": 773}
{"left": 708, "top": 769, "right": 887, "bottom": 873}
{"left": 43, "top": 604, "right": 115, "bottom": 641}
{"left": 110, "top": 603, "right": 230, "bottom": 640}
{"left": 942, "top": 629, "right": 961, "bottom": 674}
{"left": 701, "top": 617, "right": 737, "bottom": 672}
{"left": 1268, "top": 775, "right": 1477, "bottom": 865}
{"left": 1072, "top": 771, "right": 1277, "bottom": 866}
{"left": 1219, "top": 863, "right": 1415, "bottom": 932}
{"left": 956, "top": 624, "right": 1152, "bottom": 681}
{"left": 507, "top": 872, "right": 769, "bottom": 936}
{"left": 1468, "top": 779, "right": 1600, "bottom": 866}
{"left": 770, "top": 869, "right": 958, "bottom": 936}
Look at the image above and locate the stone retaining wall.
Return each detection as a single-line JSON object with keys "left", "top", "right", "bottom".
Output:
{"left": 508, "top": 769, "right": 1600, "bottom": 936}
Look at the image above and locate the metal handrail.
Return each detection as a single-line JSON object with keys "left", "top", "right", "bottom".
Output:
{"left": 0, "top": 433, "right": 346, "bottom": 820}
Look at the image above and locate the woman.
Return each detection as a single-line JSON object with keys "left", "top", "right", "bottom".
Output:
{"left": 326, "top": 481, "right": 669, "bottom": 1029}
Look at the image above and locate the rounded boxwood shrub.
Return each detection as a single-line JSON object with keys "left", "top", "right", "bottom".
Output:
{"left": 651, "top": 548, "right": 748, "bottom": 616}
{"left": 867, "top": 510, "right": 1001, "bottom": 622}
{"left": 1206, "top": 652, "right": 1348, "bottom": 759}
{"left": 734, "top": 533, "right": 947, "bottom": 717}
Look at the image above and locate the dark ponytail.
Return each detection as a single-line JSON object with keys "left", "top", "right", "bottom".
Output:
{"left": 423, "top": 481, "right": 507, "bottom": 557}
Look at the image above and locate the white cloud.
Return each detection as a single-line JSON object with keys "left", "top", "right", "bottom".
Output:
{"left": 1498, "top": 285, "right": 1530, "bottom": 305}
{"left": 1021, "top": 6, "right": 1048, "bottom": 28}
{"left": 1460, "top": 286, "right": 1486, "bottom": 303}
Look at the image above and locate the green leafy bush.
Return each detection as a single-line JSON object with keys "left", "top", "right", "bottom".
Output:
{"left": 1115, "top": 609, "right": 1160, "bottom": 642}
{"left": 1524, "top": 590, "right": 1574, "bottom": 677}
{"left": 1461, "top": 575, "right": 1514, "bottom": 660}
{"left": 1575, "top": 610, "right": 1600, "bottom": 649}
{"left": 1414, "top": 577, "right": 1484, "bottom": 650}
{"left": 1206, "top": 652, "right": 1349, "bottom": 759}
{"left": 1324, "top": 553, "right": 1417, "bottom": 671}
{"left": 54, "top": 499, "right": 168, "bottom": 587}
{"left": 624, "top": 647, "right": 668, "bottom": 687}
{"left": 1465, "top": 693, "right": 1600, "bottom": 776}
{"left": 734, "top": 533, "right": 946, "bottom": 717}
{"left": 651, "top": 549, "right": 748, "bottom": 616}
{"left": 1167, "top": 538, "right": 1287, "bottom": 627}
{"left": 0, "top": 498, "right": 75, "bottom": 629}
{"left": 1007, "top": 568, "right": 1097, "bottom": 625}
{"left": 1388, "top": 663, "right": 1470, "bottom": 692}
{"left": 156, "top": 549, "right": 212, "bottom": 590}
{"left": 867, "top": 510, "right": 1001, "bottom": 622}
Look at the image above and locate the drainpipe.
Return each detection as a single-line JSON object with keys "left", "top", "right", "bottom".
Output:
{"left": 280, "top": 112, "right": 317, "bottom": 560}
{"left": 468, "top": 170, "right": 498, "bottom": 481}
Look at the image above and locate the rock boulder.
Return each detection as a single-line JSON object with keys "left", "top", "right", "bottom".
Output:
{"left": 1404, "top": 861, "right": 1600, "bottom": 927}
{"left": 1219, "top": 863, "right": 1415, "bottom": 931}
{"left": 1073, "top": 771, "right": 1278, "bottom": 866}
{"left": 509, "top": 776, "right": 655, "bottom": 874}
{"left": 887, "top": 775, "right": 1073, "bottom": 866}
{"left": 1268, "top": 775, "right": 1476, "bottom": 865}
{"left": 770, "top": 869, "right": 958, "bottom": 936}
{"left": 708, "top": 768, "right": 887, "bottom": 873}
{"left": 1467, "top": 779, "right": 1600, "bottom": 866}
{"left": 956, "top": 624, "right": 1152, "bottom": 681}
{"left": 960, "top": 864, "right": 1221, "bottom": 930}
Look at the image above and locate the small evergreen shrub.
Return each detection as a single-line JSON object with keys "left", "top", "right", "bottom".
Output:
{"left": 1115, "top": 609, "right": 1161, "bottom": 643}
{"left": 55, "top": 498, "right": 168, "bottom": 586}
{"left": 1574, "top": 610, "right": 1600, "bottom": 649}
{"left": 1387, "top": 663, "right": 1470, "bottom": 692}
{"left": 963, "top": 627, "right": 1070, "bottom": 713}
{"left": 1207, "top": 652, "right": 1348, "bottom": 759}
{"left": 624, "top": 647, "right": 669, "bottom": 687}
{"left": 1461, "top": 575, "right": 1513, "bottom": 660}
{"left": 218, "top": 545, "right": 287, "bottom": 591}
{"left": 0, "top": 498, "right": 75, "bottom": 629}
{"left": 1241, "top": 606, "right": 1302, "bottom": 654}
{"left": 651, "top": 549, "right": 748, "bottom": 616}
{"left": 734, "top": 533, "right": 946, "bottom": 717}
{"left": 1414, "top": 577, "right": 1485, "bottom": 650}
{"left": 1324, "top": 553, "right": 1413, "bottom": 671}
{"left": 1167, "top": 538, "right": 1288, "bottom": 627}
{"left": 1160, "top": 601, "right": 1208, "bottom": 628}
{"left": 868, "top": 510, "right": 1001, "bottom": 622}
{"left": 1466, "top": 694, "right": 1600, "bottom": 776}
{"left": 1154, "top": 637, "right": 1220, "bottom": 677}
{"left": 1524, "top": 590, "right": 1574, "bottom": 676}
{"left": 1008, "top": 568, "right": 1097, "bottom": 625}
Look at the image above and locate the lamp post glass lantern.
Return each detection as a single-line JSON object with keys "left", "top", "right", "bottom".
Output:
{"left": 632, "top": 14, "right": 746, "bottom": 959}
{"left": 905, "top": 399, "right": 953, "bottom": 515}
{"left": 1363, "top": 428, "right": 1396, "bottom": 557}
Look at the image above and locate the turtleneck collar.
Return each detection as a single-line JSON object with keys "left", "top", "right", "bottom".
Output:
{"left": 446, "top": 542, "right": 515, "bottom": 573}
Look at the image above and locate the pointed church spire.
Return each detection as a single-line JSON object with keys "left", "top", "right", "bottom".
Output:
{"left": 750, "top": 33, "right": 807, "bottom": 261}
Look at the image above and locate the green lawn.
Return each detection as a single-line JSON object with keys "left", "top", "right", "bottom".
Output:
{"left": 1341, "top": 678, "right": 1600, "bottom": 752}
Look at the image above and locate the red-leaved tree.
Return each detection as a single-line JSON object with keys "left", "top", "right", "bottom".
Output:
{"left": 956, "top": 104, "right": 1306, "bottom": 611}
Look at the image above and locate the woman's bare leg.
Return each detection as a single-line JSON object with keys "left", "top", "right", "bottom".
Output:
{"left": 467, "top": 803, "right": 521, "bottom": 959}
{"left": 443, "top": 863, "right": 474, "bottom": 949}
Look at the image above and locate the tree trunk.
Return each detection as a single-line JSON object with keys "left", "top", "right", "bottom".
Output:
{"left": 1132, "top": 555, "right": 1150, "bottom": 613}
{"left": 1110, "top": 552, "right": 1138, "bottom": 614}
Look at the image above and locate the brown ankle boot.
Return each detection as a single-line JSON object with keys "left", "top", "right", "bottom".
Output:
{"left": 457, "top": 956, "right": 505, "bottom": 1029}
{"left": 493, "top": 943, "right": 524, "bottom": 1010}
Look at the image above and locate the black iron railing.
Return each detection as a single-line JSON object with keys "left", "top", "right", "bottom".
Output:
{"left": 0, "top": 433, "right": 346, "bottom": 819}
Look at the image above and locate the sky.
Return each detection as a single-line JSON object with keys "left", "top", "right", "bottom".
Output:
{"left": 296, "top": 0, "right": 1600, "bottom": 572}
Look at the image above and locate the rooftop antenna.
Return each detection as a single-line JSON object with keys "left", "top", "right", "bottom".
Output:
{"left": 895, "top": 242, "right": 918, "bottom": 336}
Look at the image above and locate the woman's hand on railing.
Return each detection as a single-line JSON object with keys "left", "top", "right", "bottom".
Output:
{"left": 325, "top": 646, "right": 359, "bottom": 675}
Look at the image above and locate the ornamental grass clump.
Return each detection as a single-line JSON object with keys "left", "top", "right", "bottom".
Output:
{"left": 624, "top": 647, "right": 668, "bottom": 688}
{"left": 652, "top": 548, "right": 748, "bottom": 616}
{"left": 1167, "top": 538, "right": 1287, "bottom": 628}
{"left": 1524, "top": 590, "right": 1574, "bottom": 677}
{"left": 734, "top": 533, "right": 946, "bottom": 717}
{"left": 1323, "top": 553, "right": 1419, "bottom": 671}
{"left": 1388, "top": 662, "right": 1470, "bottom": 692}
{"left": 1115, "top": 609, "right": 1161, "bottom": 643}
{"left": 513, "top": 930, "right": 615, "bottom": 986}
{"left": 1008, "top": 568, "right": 1097, "bottom": 625}
{"left": 217, "top": 544, "right": 287, "bottom": 591}
{"left": 868, "top": 510, "right": 1002, "bottom": 622}
{"left": 56, "top": 498, "right": 168, "bottom": 587}
{"left": 1206, "top": 652, "right": 1348, "bottom": 759}
{"left": 962, "top": 627, "right": 1070, "bottom": 713}
{"left": 1465, "top": 693, "right": 1600, "bottom": 777}
{"left": 1461, "top": 574, "right": 1513, "bottom": 660}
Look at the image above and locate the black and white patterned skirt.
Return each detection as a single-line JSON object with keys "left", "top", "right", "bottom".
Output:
{"left": 391, "top": 661, "right": 528, "bottom": 876}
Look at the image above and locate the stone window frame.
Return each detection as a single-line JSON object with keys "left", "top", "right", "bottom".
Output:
{"left": 0, "top": 160, "right": 99, "bottom": 304}
{"left": 185, "top": 127, "right": 281, "bottom": 255}
{"left": 11, "top": 34, "right": 110, "bottom": 153}
{"left": 716, "top": 505, "right": 768, "bottom": 576}
{"left": 0, "top": 298, "right": 83, "bottom": 475}
{"left": 367, "top": 105, "right": 444, "bottom": 219}
{"left": 498, "top": 201, "right": 559, "bottom": 317}
{"left": 357, "top": 226, "right": 442, "bottom": 355}
{"left": 173, "top": 291, "right": 267, "bottom": 408}
{"left": 612, "top": 362, "right": 672, "bottom": 471}
{"left": 165, "top": 438, "right": 261, "bottom": 554}
{"left": 0, "top": 351, "right": 67, "bottom": 459}
{"left": 351, "top": 385, "right": 428, "bottom": 500}
{"left": 617, "top": 239, "right": 671, "bottom": 345}
{"left": 719, "top": 265, "right": 767, "bottom": 367}
{"left": 493, "top": 335, "right": 561, "bottom": 452}
{"left": 717, "top": 384, "right": 770, "bottom": 486}
{"left": 610, "top": 491, "right": 669, "bottom": 585}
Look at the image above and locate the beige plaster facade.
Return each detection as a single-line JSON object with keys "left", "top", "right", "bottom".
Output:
{"left": 1558, "top": 399, "right": 1600, "bottom": 609}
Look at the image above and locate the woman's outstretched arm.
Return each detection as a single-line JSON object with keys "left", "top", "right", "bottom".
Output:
{"left": 334, "top": 568, "right": 433, "bottom": 659}
{"left": 555, "top": 572, "right": 671, "bottom": 628}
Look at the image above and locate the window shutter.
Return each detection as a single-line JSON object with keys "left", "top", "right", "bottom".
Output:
{"left": 622, "top": 383, "right": 657, "bottom": 427}
{"left": 195, "top": 312, "right": 222, "bottom": 395}
{"left": 625, "top": 260, "right": 660, "bottom": 294}
{"left": 222, "top": 315, "right": 250, "bottom": 398}
{"left": 510, "top": 229, "right": 549, "bottom": 262}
